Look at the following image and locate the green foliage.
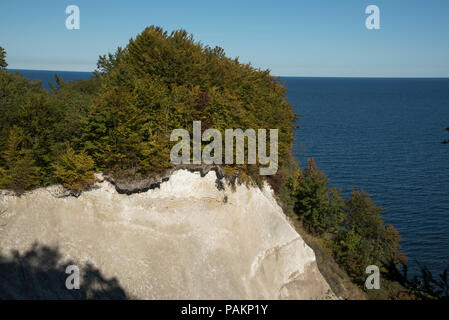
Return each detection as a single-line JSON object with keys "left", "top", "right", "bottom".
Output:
{"left": 290, "top": 158, "right": 343, "bottom": 235}
{"left": 95, "top": 46, "right": 126, "bottom": 75}
{"left": 287, "top": 157, "right": 406, "bottom": 292}
{"left": 334, "top": 190, "right": 406, "bottom": 284}
{"left": 52, "top": 146, "right": 96, "bottom": 192}
{"left": 385, "top": 261, "right": 449, "bottom": 300}
{"left": 85, "top": 26, "right": 295, "bottom": 180}
{"left": 0, "top": 68, "right": 100, "bottom": 192}
{"left": 0, "top": 26, "right": 294, "bottom": 190}
{"left": 0, "top": 46, "right": 7, "bottom": 69}
{"left": 0, "top": 127, "right": 41, "bottom": 193}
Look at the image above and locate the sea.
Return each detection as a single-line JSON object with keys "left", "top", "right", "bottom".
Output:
{"left": 8, "top": 69, "right": 449, "bottom": 277}
{"left": 8, "top": 69, "right": 94, "bottom": 90}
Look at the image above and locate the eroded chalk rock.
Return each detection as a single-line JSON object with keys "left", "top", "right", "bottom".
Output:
{"left": 0, "top": 170, "right": 336, "bottom": 299}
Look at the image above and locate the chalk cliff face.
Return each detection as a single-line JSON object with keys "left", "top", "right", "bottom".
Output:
{"left": 0, "top": 169, "right": 336, "bottom": 299}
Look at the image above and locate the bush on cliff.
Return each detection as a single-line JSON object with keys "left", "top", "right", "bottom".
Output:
{"left": 0, "top": 46, "right": 7, "bottom": 69}
{"left": 0, "top": 61, "right": 99, "bottom": 192}
{"left": 286, "top": 157, "right": 407, "bottom": 294}
{"left": 52, "top": 146, "right": 96, "bottom": 192}
{"left": 0, "top": 127, "right": 41, "bottom": 193}
{"left": 334, "top": 190, "right": 407, "bottom": 284}
{"left": 290, "top": 158, "right": 343, "bottom": 235}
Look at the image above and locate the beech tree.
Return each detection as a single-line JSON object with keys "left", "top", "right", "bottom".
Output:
{"left": 0, "top": 46, "right": 7, "bottom": 69}
{"left": 85, "top": 26, "right": 295, "bottom": 182}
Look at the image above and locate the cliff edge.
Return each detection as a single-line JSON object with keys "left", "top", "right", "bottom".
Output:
{"left": 0, "top": 169, "right": 336, "bottom": 299}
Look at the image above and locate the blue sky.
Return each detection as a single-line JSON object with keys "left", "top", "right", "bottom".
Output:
{"left": 1, "top": 0, "right": 448, "bottom": 77}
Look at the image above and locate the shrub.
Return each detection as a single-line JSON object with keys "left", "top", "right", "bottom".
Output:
{"left": 334, "top": 190, "right": 406, "bottom": 284}
{"left": 0, "top": 127, "right": 41, "bottom": 193}
{"left": 288, "top": 158, "right": 407, "bottom": 293}
{"left": 291, "top": 158, "right": 343, "bottom": 235}
{"left": 0, "top": 46, "right": 7, "bottom": 69}
{"left": 52, "top": 146, "right": 96, "bottom": 192}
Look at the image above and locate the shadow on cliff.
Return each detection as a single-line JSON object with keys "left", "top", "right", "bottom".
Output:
{"left": 0, "top": 242, "right": 128, "bottom": 299}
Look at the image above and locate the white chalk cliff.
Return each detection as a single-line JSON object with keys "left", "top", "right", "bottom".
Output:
{"left": 0, "top": 169, "right": 336, "bottom": 299}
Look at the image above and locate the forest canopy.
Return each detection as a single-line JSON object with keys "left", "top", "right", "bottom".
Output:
{"left": 0, "top": 26, "right": 295, "bottom": 192}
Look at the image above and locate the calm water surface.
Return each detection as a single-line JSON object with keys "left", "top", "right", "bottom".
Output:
{"left": 284, "top": 77, "right": 449, "bottom": 276}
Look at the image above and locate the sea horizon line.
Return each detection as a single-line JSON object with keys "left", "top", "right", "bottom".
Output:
{"left": 7, "top": 68, "right": 449, "bottom": 80}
